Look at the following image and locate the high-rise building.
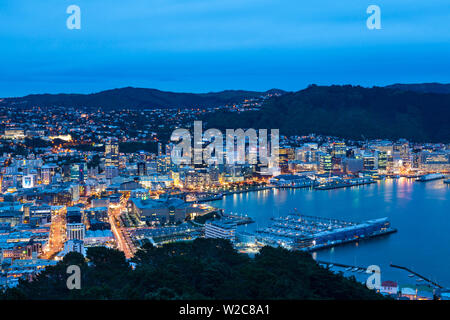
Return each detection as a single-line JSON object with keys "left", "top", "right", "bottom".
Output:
{"left": 332, "top": 142, "right": 346, "bottom": 157}
{"left": 376, "top": 150, "right": 387, "bottom": 171}
{"left": 165, "top": 143, "right": 173, "bottom": 156}
{"left": 105, "top": 165, "right": 119, "bottom": 179}
{"left": 363, "top": 154, "right": 376, "bottom": 170}
{"left": 41, "top": 164, "right": 57, "bottom": 185}
{"left": 157, "top": 155, "right": 172, "bottom": 174}
{"left": 394, "top": 140, "right": 411, "bottom": 166}
{"left": 105, "top": 139, "right": 119, "bottom": 167}
{"left": 318, "top": 152, "right": 332, "bottom": 172}
{"left": 70, "top": 163, "right": 87, "bottom": 183}
{"left": 137, "top": 161, "right": 147, "bottom": 176}
{"left": 157, "top": 142, "right": 163, "bottom": 157}
{"left": 67, "top": 223, "right": 86, "bottom": 241}
{"left": 279, "top": 148, "right": 295, "bottom": 164}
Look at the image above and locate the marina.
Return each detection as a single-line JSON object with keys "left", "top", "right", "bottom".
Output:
{"left": 254, "top": 213, "right": 396, "bottom": 252}
{"left": 212, "top": 178, "right": 450, "bottom": 287}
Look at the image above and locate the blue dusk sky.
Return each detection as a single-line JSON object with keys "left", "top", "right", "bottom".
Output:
{"left": 0, "top": 0, "right": 449, "bottom": 96}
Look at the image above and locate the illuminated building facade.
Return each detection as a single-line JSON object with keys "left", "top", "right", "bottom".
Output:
{"left": 332, "top": 142, "right": 347, "bottom": 157}
{"left": 105, "top": 139, "right": 120, "bottom": 167}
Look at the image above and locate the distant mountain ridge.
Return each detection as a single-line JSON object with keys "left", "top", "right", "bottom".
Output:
{"left": 0, "top": 87, "right": 286, "bottom": 109}
{"left": 3, "top": 83, "right": 450, "bottom": 108}
{"left": 385, "top": 83, "right": 450, "bottom": 94}
{"left": 2, "top": 83, "right": 449, "bottom": 142}
{"left": 204, "top": 84, "right": 450, "bottom": 142}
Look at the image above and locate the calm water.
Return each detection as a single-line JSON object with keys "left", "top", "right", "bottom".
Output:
{"left": 211, "top": 178, "right": 450, "bottom": 287}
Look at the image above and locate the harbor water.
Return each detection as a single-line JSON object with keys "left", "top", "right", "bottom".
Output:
{"left": 211, "top": 178, "right": 450, "bottom": 288}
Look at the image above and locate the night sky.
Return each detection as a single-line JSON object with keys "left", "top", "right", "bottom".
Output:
{"left": 1, "top": 0, "right": 449, "bottom": 96}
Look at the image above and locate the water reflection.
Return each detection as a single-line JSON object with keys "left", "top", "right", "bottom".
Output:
{"left": 212, "top": 179, "right": 450, "bottom": 286}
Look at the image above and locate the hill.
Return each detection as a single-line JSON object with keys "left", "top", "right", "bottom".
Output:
{"left": 204, "top": 85, "right": 450, "bottom": 142}
{"left": 0, "top": 239, "right": 382, "bottom": 300}
{"left": 0, "top": 87, "right": 285, "bottom": 109}
{"left": 386, "top": 83, "right": 450, "bottom": 94}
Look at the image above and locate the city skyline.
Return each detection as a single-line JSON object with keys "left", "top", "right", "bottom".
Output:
{"left": 0, "top": 86, "right": 449, "bottom": 301}
{"left": 1, "top": 0, "right": 449, "bottom": 306}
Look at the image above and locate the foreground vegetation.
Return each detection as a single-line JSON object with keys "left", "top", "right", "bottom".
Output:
{"left": 1, "top": 239, "right": 383, "bottom": 300}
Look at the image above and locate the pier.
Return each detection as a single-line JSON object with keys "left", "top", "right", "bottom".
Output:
{"left": 221, "top": 213, "right": 254, "bottom": 225}
{"left": 390, "top": 263, "right": 444, "bottom": 289}
{"left": 305, "top": 228, "right": 397, "bottom": 252}
{"left": 255, "top": 214, "right": 396, "bottom": 251}
{"left": 316, "top": 260, "right": 367, "bottom": 272}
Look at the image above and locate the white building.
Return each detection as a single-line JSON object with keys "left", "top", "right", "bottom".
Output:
{"left": 380, "top": 281, "right": 398, "bottom": 295}
{"left": 22, "top": 174, "right": 36, "bottom": 188}
{"left": 205, "top": 220, "right": 237, "bottom": 242}
{"left": 67, "top": 223, "right": 86, "bottom": 241}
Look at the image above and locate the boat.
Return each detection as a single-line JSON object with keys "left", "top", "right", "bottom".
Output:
{"left": 408, "top": 274, "right": 415, "bottom": 278}
{"left": 444, "top": 179, "right": 450, "bottom": 184}
{"left": 345, "top": 267, "right": 352, "bottom": 271}
{"left": 416, "top": 173, "right": 445, "bottom": 182}
{"left": 328, "top": 264, "right": 334, "bottom": 268}
{"left": 352, "top": 267, "right": 359, "bottom": 272}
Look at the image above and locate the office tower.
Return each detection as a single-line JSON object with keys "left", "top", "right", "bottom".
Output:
{"left": 332, "top": 142, "right": 346, "bottom": 157}
{"left": 70, "top": 163, "right": 87, "bottom": 183}
{"left": 67, "top": 223, "right": 86, "bottom": 241}
{"left": 318, "top": 152, "right": 332, "bottom": 172}
{"left": 363, "top": 153, "right": 376, "bottom": 170}
{"left": 376, "top": 150, "right": 387, "bottom": 171}
{"left": 157, "top": 155, "right": 172, "bottom": 174}
{"left": 105, "top": 139, "right": 119, "bottom": 167}
{"left": 137, "top": 161, "right": 147, "bottom": 176}
{"left": 41, "top": 164, "right": 57, "bottom": 185}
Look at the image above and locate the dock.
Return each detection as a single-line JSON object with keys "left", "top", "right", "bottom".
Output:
{"left": 316, "top": 260, "right": 367, "bottom": 272}
{"left": 305, "top": 228, "right": 397, "bottom": 252}
{"left": 390, "top": 263, "right": 444, "bottom": 289}
{"left": 221, "top": 213, "right": 254, "bottom": 225}
{"left": 255, "top": 213, "right": 396, "bottom": 251}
